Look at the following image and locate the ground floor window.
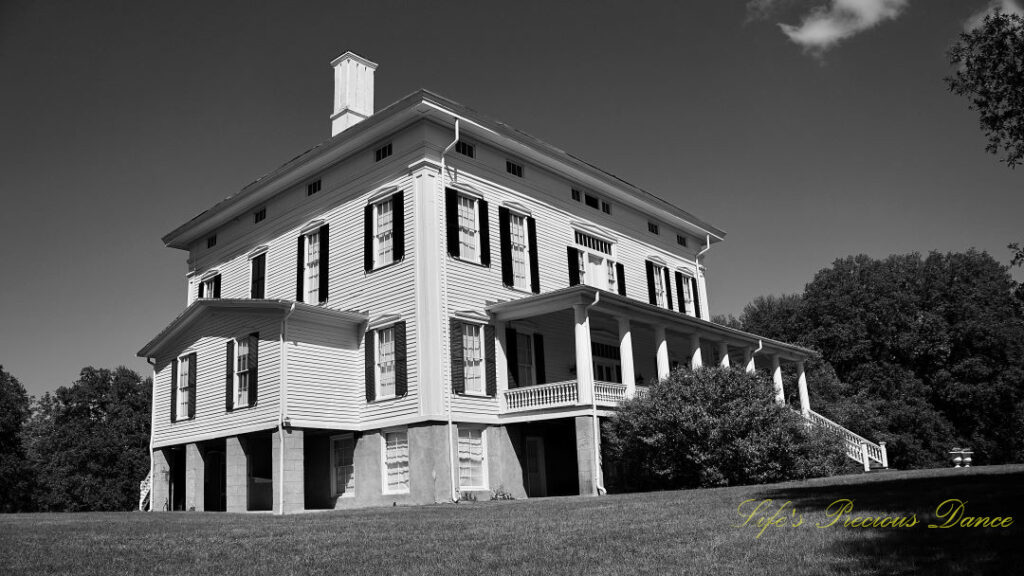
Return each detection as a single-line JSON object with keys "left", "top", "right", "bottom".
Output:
{"left": 458, "top": 426, "right": 487, "bottom": 490}
{"left": 331, "top": 435, "right": 355, "bottom": 497}
{"left": 383, "top": 429, "right": 409, "bottom": 493}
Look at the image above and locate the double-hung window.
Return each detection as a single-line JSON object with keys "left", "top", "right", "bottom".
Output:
{"left": 235, "top": 337, "right": 250, "bottom": 407}
{"left": 458, "top": 427, "right": 487, "bottom": 490}
{"left": 377, "top": 326, "right": 396, "bottom": 399}
{"left": 457, "top": 194, "right": 479, "bottom": 263}
{"left": 680, "top": 274, "right": 694, "bottom": 315}
{"left": 177, "top": 355, "right": 191, "bottom": 421}
{"left": 463, "top": 324, "right": 484, "bottom": 394}
{"left": 375, "top": 197, "right": 394, "bottom": 267}
{"left": 198, "top": 272, "right": 221, "bottom": 299}
{"left": 331, "top": 435, "right": 355, "bottom": 497}
{"left": 509, "top": 213, "right": 531, "bottom": 289}
{"left": 250, "top": 253, "right": 266, "bottom": 299}
{"left": 653, "top": 264, "right": 667, "bottom": 307}
{"left": 297, "top": 223, "right": 328, "bottom": 304}
{"left": 305, "top": 229, "right": 320, "bottom": 303}
{"left": 383, "top": 429, "right": 409, "bottom": 493}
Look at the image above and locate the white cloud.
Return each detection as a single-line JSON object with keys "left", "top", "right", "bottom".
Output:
{"left": 964, "top": 0, "right": 1024, "bottom": 31}
{"left": 778, "top": 0, "right": 910, "bottom": 52}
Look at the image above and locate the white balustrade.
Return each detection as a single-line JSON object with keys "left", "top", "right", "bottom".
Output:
{"left": 504, "top": 381, "right": 579, "bottom": 412}
{"left": 804, "top": 409, "right": 887, "bottom": 468}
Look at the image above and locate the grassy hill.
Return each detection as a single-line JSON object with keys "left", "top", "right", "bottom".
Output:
{"left": 2, "top": 465, "right": 1022, "bottom": 575}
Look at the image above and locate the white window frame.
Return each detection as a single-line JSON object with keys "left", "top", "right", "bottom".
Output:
{"left": 304, "top": 229, "right": 320, "bottom": 303}
{"left": 574, "top": 231, "right": 617, "bottom": 293}
{"left": 373, "top": 197, "right": 395, "bottom": 269}
{"left": 457, "top": 426, "right": 488, "bottom": 491}
{"left": 462, "top": 323, "right": 486, "bottom": 395}
{"left": 330, "top": 434, "right": 356, "bottom": 498}
{"left": 509, "top": 212, "right": 532, "bottom": 290}
{"left": 653, "top": 263, "right": 667, "bottom": 308}
{"left": 176, "top": 354, "right": 191, "bottom": 422}
{"left": 679, "top": 272, "right": 695, "bottom": 316}
{"left": 233, "top": 335, "right": 252, "bottom": 408}
{"left": 249, "top": 248, "right": 267, "bottom": 299}
{"left": 456, "top": 193, "right": 480, "bottom": 264}
{"left": 200, "top": 272, "right": 219, "bottom": 299}
{"left": 381, "top": 428, "right": 410, "bottom": 494}
{"left": 376, "top": 326, "right": 397, "bottom": 400}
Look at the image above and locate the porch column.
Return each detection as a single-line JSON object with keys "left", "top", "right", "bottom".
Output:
{"left": 185, "top": 443, "right": 205, "bottom": 512}
{"left": 151, "top": 448, "right": 170, "bottom": 512}
{"left": 574, "top": 416, "right": 603, "bottom": 497}
{"left": 273, "top": 427, "right": 305, "bottom": 515}
{"left": 689, "top": 334, "right": 703, "bottom": 370}
{"left": 770, "top": 355, "right": 785, "bottom": 405}
{"left": 717, "top": 342, "right": 730, "bottom": 368}
{"left": 573, "top": 304, "right": 594, "bottom": 404}
{"left": 796, "top": 360, "right": 810, "bottom": 416}
{"left": 654, "top": 324, "right": 670, "bottom": 380}
{"left": 225, "top": 436, "right": 247, "bottom": 512}
{"left": 743, "top": 347, "right": 756, "bottom": 374}
{"left": 616, "top": 317, "right": 636, "bottom": 397}
{"left": 494, "top": 320, "right": 509, "bottom": 400}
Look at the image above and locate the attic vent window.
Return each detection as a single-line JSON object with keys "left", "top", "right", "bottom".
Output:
{"left": 375, "top": 143, "right": 392, "bottom": 162}
{"left": 207, "top": 235, "right": 217, "bottom": 248}
{"left": 648, "top": 222, "right": 660, "bottom": 235}
{"left": 601, "top": 201, "right": 612, "bottom": 215}
{"left": 571, "top": 189, "right": 581, "bottom": 202}
{"left": 574, "top": 231, "right": 612, "bottom": 255}
{"left": 455, "top": 141, "right": 475, "bottom": 158}
{"left": 307, "top": 180, "right": 321, "bottom": 196}
{"left": 506, "top": 160, "right": 523, "bottom": 178}
{"left": 676, "top": 234, "right": 687, "bottom": 247}
{"left": 584, "top": 194, "right": 599, "bottom": 209}
{"left": 253, "top": 208, "right": 266, "bottom": 224}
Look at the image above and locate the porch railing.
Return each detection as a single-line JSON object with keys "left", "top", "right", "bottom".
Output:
{"left": 594, "top": 381, "right": 628, "bottom": 403}
{"left": 503, "top": 380, "right": 639, "bottom": 413}
{"left": 804, "top": 409, "right": 888, "bottom": 471}
{"left": 139, "top": 470, "right": 152, "bottom": 512}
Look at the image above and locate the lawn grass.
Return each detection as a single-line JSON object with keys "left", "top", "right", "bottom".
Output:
{"left": 2, "top": 465, "right": 1022, "bottom": 575}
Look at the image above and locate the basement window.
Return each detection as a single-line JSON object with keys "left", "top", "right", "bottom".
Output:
{"left": 506, "top": 160, "right": 523, "bottom": 178}
{"left": 307, "top": 179, "right": 321, "bottom": 196}
{"left": 375, "top": 143, "right": 393, "bottom": 162}
{"left": 455, "top": 141, "right": 475, "bottom": 158}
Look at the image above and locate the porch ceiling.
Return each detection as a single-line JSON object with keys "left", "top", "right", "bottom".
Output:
{"left": 137, "top": 299, "right": 368, "bottom": 358}
{"left": 486, "top": 286, "right": 814, "bottom": 361}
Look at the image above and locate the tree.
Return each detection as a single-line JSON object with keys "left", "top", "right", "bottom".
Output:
{"left": 24, "top": 367, "right": 151, "bottom": 511}
{"left": 603, "top": 367, "right": 846, "bottom": 492}
{"left": 946, "top": 10, "right": 1024, "bottom": 168}
{"left": 0, "top": 366, "right": 34, "bottom": 512}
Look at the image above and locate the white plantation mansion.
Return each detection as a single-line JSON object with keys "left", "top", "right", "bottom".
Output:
{"left": 138, "top": 53, "right": 886, "bottom": 514}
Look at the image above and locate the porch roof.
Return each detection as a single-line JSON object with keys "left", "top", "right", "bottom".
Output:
{"left": 486, "top": 286, "right": 815, "bottom": 362}
{"left": 137, "top": 299, "right": 367, "bottom": 358}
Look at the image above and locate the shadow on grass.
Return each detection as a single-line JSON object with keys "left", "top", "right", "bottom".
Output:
{"left": 754, "top": 467, "right": 1024, "bottom": 575}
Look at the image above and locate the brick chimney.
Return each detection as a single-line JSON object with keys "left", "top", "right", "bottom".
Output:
{"left": 330, "top": 52, "right": 377, "bottom": 136}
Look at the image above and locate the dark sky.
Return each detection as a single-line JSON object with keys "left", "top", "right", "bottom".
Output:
{"left": 1, "top": 0, "right": 1020, "bottom": 397}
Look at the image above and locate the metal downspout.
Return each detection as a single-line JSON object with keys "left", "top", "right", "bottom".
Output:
{"left": 441, "top": 119, "right": 460, "bottom": 502}
{"left": 147, "top": 357, "right": 157, "bottom": 512}
{"left": 585, "top": 291, "right": 605, "bottom": 495}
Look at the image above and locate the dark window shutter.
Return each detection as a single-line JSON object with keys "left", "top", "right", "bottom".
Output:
{"left": 248, "top": 333, "right": 259, "bottom": 405}
{"left": 318, "top": 224, "right": 329, "bottom": 303}
{"left": 198, "top": 282, "right": 205, "bottom": 299}
{"left": 664, "top": 268, "right": 673, "bottom": 311}
{"left": 675, "top": 272, "right": 686, "bottom": 314}
{"left": 533, "top": 334, "right": 546, "bottom": 385}
{"left": 213, "top": 275, "right": 221, "bottom": 299}
{"left": 527, "top": 217, "right": 540, "bottom": 293}
{"left": 479, "top": 198, "right": 491, "bottom": 266}
{"left": 170, "top": 358, "right": 178, "bottom": 422}
{"left": 616, "top": 263, "right": 627, "bottom": 296}
{"left": 365, "top": 329, "right": 376, "bottom": 402}
{"left": 445, "top": 188, "right": 460, "bottom": 258}
{"left": 392, "top": 192, "right": 405, "bottom": 262}
{"left": 568, "top": 247, "right": 581, "bottom": 286}
{"left": 187, "top": 353, "right": 197, "bottom": 419}
{"left": 450, "top": 318, "right": 465, "bottom": 394}
{"left": 225, "top": 340, "right": 234, "bottom": 411}
{"left": 691, "top": 276, "right": 702, "bottom": 319}
{"left": 296, "top": 235, "right": 305, "bottom": 302}
{"left": 485, "top": 325, "right": 496, "bottom": 397}
{"left": 498, "top": 207, "right": 513, "bottom": 286}
{"left": 394, "top": 322, "right": 407, "bottom": 397}
{"left": 645, "top": 261, "right": 657, "bottom": 305}
{"left": 505, "top": 327, "right": 519, "bottom": 388}
{"left": 363, "top": 204, "right": 374, "bottom": 272}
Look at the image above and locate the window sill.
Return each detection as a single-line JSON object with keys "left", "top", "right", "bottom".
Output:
{"left": 368, "top": 394, "right": 405, "bottom": 404}
{"left": 367, "top": 259, "right": 404, "bottom": 274}
{"left": 457, "top": 392, "right": 493, "bottom": 398}
{"left": 383, "top": 488, "right": 410, "bottom": 496}
{"left": 451, "top": 256, "right": 489, "bottom": 269}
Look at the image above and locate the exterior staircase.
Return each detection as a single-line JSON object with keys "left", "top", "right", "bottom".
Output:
{"left": 139, "top": 471, "right": 152, "bottom": 511}
{"left": 803, "top": 409, "right": 888, "bottom": 471}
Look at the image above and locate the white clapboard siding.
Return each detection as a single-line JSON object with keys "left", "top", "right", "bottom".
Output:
{"left": 151, "top": 315, "right": 281, "bottom": 448}
{"left": 285, "top": 321, "right": 362, "bottom": 427}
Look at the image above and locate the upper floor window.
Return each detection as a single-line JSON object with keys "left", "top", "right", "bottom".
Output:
{"left": 171, "top": 352, "right": 196, "bottom": 422}
{"left": 307, "top": 179, "right": 321, "bottom": 196}
{"left": 570, "top": 232, "right": 624, "bottom": 295}
{"left": 375, "top": 198, "right": 394, "bottom": 266}
{"left": 455, "top": 140, "right": 475, "bottom": 158}
{"left": 458, "top": 195, "right": 480, "bottom": 263}
{"left": 676, "top": 234, "right": 687, "bottom": 247}
{"left": 364, "top": 191, "right": 405, "bottom": 272}
{"left": 509, "top": 214, "right": 531, "bottom": 289}
{"left": 446, "top": 188, "right": 489, "bottom": 265}
{"left": 653, "top": 264, "right": 666, "bottom": 307}
{"left": 206, "top": 235, "right": 217, "bottom": 248}
{"left": 516, "top": 332, "right": 535, "bottom": 388}
{"left": 375, "top": 143, "right": 392, "bottom": 162}
{"left": 331, "top": 435, "right": 356, "bottom": 497}
{"left": 601, "top": 201, "right": 611, "bottom": 215}
{"left": 646, "top": 260, "right": 674, "bottom": 311}
{"left": 383, "top": 429, "right": 410, "bottom": 494}
{"left": 674, "top": 271, "right": 702, "bottom": 319}
{"left": 297, "top": 224, "right": 329, "bottom": 304}
{"left": 506, "top": 160, "right": 523, "bottom": 178}
{"left": 450, "top": 318, "right": 495, "bottom": 396}
{"left": 571, "top": 189, "right": 582, "bottom": 202}
{"left": 584, "top": 194, "right": 599, "bottom": 209}
{"left": 250, "top": 253, "right": 266, "bottom": 299}
{"left": 498, "top": 207, "right": 539, "bottom": 293}
{"left": 198, "top": 273, "right": 221, "bottom": 299}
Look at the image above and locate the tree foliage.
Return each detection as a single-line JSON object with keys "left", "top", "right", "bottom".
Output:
{"left": 0, "top": 366, "right": 34, "bottom": 512}
{"left": 22, "top": 367, "right": 151, "bottom": 511}
{"left": 946, "top": 10, "right": 1024, "bottom": 168}
{"left": 603, "top": 367, "right": 847, "bottom": 491}
{"left": 738, "top": 250, "right": 1024, "bottom": 468}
